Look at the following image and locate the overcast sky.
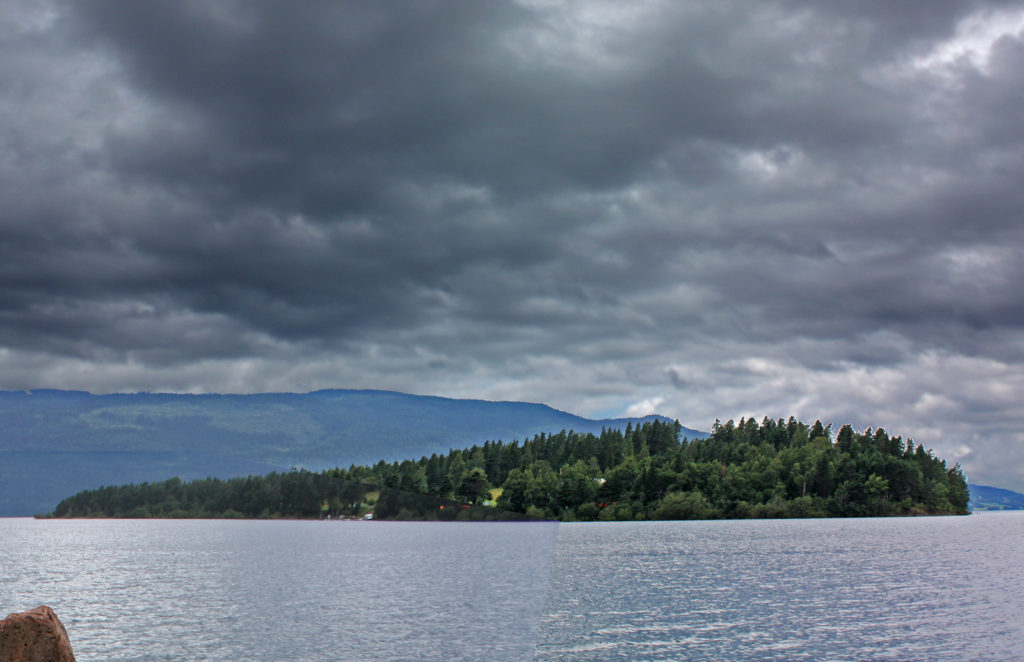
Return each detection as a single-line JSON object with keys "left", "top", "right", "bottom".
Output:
{"left": 3, "top": 1, "right": 1023, "bottom": 489}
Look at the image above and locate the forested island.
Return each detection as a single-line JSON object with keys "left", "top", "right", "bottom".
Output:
{"left": 49, "top": 417, "right": 969, "bottom": 520}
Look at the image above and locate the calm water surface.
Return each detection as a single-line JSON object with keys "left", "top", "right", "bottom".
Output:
{"left": 2, "top": 513, "right": 1022, "bottom": 660}
{"left": 536, "top": 512, "right": 1024, "bottom": 661}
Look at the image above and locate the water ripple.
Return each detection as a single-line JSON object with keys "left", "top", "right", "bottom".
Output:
{"left": 536, "top": 513, "right": 1024, "bottom": 661}
{"left": 0, "top": 519, "right": 559, "bottom": 661}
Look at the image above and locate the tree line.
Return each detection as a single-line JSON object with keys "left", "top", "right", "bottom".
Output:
{"left": 50, "top": 416, "right": 969, "bottom": 520}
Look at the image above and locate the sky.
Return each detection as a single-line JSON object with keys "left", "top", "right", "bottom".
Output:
{"left": 2, "top": 0, "right": 1023, "bottom": 490}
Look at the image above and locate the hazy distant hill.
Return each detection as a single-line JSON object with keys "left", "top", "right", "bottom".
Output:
{"left": 0, "top": 389, "right": 705, "bottom": 516}
{"left": 968, "top": 484, "right": 1024, "bottom": 511}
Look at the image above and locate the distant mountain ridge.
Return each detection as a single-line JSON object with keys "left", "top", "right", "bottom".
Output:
{"left": 968, "top": 484, "right": 1024, "bottom": 511}
{"left": 0, "top": 388, "right": 705, "bottom": 516}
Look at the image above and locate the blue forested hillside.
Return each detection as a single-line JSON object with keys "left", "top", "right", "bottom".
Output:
{"left": 968, "top": 484, "right": 1024, "bottom": 511}
{"left": 0, "top": 389, "right": 703, "bottom": 516}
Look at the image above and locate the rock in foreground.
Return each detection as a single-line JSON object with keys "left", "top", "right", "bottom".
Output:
{"left": 0, "top": 606, "right": 76, "bottom": 662}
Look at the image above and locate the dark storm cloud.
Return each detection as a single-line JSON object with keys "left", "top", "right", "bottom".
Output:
{"left": 3, "top": 0, "right": 1024, "bottom": 488}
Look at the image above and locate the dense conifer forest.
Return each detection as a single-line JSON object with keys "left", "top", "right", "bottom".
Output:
{"left": 50, "top": 417, "right": 969, "bottom": 520}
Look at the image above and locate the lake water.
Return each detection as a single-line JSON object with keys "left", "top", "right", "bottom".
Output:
{"left": 537, "top": 513, "right": 1024, "bottom": 661}
{"left": 2, "top": 513, "right": 1022, "bottom": 661}
{"left": 0, "top": 519, "right": 559, "bottom": 661}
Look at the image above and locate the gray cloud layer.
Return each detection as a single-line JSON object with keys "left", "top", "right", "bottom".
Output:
{"left": 3, "top": 0, "right": 1024, "bottom": 489}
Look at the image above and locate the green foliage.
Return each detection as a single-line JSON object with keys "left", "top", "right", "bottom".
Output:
{"left": 50, "top": 416, "right": 969, "bottom": 521}
{"left": 52, "top": 470, "right": 371, "bottom": 520}
{"left": 653, "top": 490, "right": 715, "bottom": 520}
{"left": 479, "top": 417, "right": 966, "bottom": 520}
{"left": 456, "top": 467, "right": 491, "bottom": 503}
